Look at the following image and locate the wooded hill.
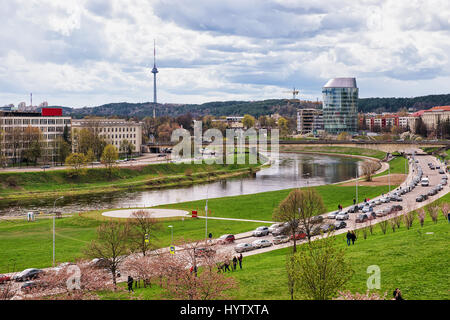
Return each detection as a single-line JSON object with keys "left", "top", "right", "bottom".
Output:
{"left": 52, "top": 93, "right": 450, "bottom": 119}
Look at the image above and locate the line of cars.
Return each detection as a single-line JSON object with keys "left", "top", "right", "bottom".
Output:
{"left": 416, "top": 162, "right": 447, "bottom": 202}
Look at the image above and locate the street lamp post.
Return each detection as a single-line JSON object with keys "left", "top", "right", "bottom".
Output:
{"left": 53, "top": 196, "right": 64, "bottom": 267}
{"left": 168, "top": 225, "right": 173, "bottom": 245}
{"left": 355, "top": 168, "right": 358, "bottom": 205}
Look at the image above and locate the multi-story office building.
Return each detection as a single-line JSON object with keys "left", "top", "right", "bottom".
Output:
{"left": 0, "top": 108, "right": 71, "bottom": 164}
{"left": 322, "top": 78, "right": 358, "bottom": 134}
{"left": 421, "top": 106, "right": 450, "bottom": 131}
{"left": 71, "top": 118, "right": 142, "bottom": 155}
{"left": 297, "top": 108, "right": 324, "bottom": 134}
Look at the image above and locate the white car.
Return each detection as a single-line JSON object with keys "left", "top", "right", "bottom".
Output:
{"left": 268, "top": 223, "right": 284, "bottom": 233}
{"left": 252, "top": 226, "right": 269, "bottom": 237}
{"left": 327, "top": 211, "right": 339, "bottom": 219}
{"left": 380, "top": 197, "right": 390, "bottom": 203}
{"left": 375, "top": 199, "right": 381, "bottom": 205}
{"left": 336, "top": 212, "right": 349, "bottom": 220}
{"left": 252, "top": 239, "right": 273, "bottom": 249}
{"left": 273, "top": 235, "right": 290, "bottom": 245}
{"left": 235, "top": 243, "right": 253, "bottom": 253}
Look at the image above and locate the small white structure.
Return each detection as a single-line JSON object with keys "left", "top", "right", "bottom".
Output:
{"left": 27, "top": 212, "right": 35, "bottom": 222}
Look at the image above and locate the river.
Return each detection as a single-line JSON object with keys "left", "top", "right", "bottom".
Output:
{"left": 0, "top": 153, "right": 363, "bottom": 216}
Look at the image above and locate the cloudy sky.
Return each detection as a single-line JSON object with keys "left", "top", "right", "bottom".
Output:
{"left": 1, "top": 0, "right": 450, "bottom": 108}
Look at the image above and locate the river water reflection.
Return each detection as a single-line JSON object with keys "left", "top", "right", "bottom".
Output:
{"left": 0, "top": 153, "right": 362, "bottom": 216}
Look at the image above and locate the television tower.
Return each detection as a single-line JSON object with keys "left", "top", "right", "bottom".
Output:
{"left": 151, "top": 39, "right": 158, "bottom": 118}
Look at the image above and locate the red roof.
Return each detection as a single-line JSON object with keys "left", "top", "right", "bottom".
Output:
{"left": 410, "top": 110, "right": 426, "bottom": 117}
{"left": 424, "top": 105, "right": 450, "bottom": 112}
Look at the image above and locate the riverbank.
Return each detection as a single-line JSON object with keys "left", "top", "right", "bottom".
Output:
{"left": 0, "top": 161, "right": 261, "bottom": 203}
{"left": 279, "top": 145, "right": 387, "bottom": 160}
{"left": 0, "top": 183, "right": 396, "bottom": 273}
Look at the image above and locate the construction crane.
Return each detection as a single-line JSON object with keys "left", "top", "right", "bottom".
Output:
{"left": 283, "top": 87, "right": 300, "bottom": 100}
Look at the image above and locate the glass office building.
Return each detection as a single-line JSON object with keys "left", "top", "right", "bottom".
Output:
{"left": 322, "top": 78, "right": 358, "bottom": 134}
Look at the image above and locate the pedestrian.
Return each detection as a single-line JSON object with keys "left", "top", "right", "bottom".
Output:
{"left": 208, "top": 232, "right": 212, "bottom": 243}
{"left": 238, "top": 253, "right": 243, "bottom": 269}
{"left": 353, "top": 198, "right": 356, "bottom": 205}
{"left": 224, "top": 260, "right": 230, "bottom": 272}
{"left": 127, "top": 275, "right": 134, "bottom": 293}
{"left": 346, "top": 231, "right": 352, "bottom": 246}
{"left": 393, "top": 288, "right": 404, "bottom": 300}
{"left": 232, "top": 256, "right": 237, "bottom": 271}
{"left": 351, "top": 231, "right": 357, "bottom": 245}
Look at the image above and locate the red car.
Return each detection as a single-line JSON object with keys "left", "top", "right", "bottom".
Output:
{"left": 217, "top": 234, "right": 235, "bottom": 244}
{"left": 0, "top": 274, "right": 11, "bottom": 284}
{"left": 290, "top": 231, "right": 306, "bottom": 240}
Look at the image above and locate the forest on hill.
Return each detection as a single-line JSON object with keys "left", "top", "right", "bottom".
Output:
{"left": 53, "top": 93, "right": 450, "bottom": 119}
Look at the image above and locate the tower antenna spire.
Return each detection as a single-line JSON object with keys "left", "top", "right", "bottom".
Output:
{"left": 151, "top": 39, "right": 159, "bottom": 118}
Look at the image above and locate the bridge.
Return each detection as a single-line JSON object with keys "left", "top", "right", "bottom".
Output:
{"left": 145, "top": 140, "right": 449, "bottom": 154}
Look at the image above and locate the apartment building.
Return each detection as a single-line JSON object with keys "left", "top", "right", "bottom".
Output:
{"left": 71, "top": 118, "right": 142, "bottom": 155}
{"left": 421, "top": 106, "right": 450, "bottom": 131}
{"left": 297, "top": 108, "right": 324, "bottom": 134}
{"left": 0, "top": 108, "right": 71, "bottom": 164}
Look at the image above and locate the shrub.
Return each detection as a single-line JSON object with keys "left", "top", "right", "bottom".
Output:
{"left": 5, "top": 176, "right": 18, "bottom": 187}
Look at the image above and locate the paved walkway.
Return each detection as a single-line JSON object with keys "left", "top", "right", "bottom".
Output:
{"left": 101, "top": 208, "right": 189, "bottom": 219}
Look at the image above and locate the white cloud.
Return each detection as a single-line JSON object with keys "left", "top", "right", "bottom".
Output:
{"left": 0, "top": 0, "right": 449, "bottom": 108}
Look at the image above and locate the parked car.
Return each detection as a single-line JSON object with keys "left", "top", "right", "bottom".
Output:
{"left": 194, "top": 247, "right": 216, "bottom": 257}
{"left": 290, "top": 231, "right": 307, "bottom": 241}
{"left": 13, "top": 268, "right": 43, "bottom": 282}
{"left": 375, "top": 210, "right": 385, "bottom": 217}
{"left": 334, "top": 221, "right": 347, "bottom": 230}
{"left": 273, "top": 235, "right": 290, "bottom": 245}
{"left": 327, "top": 211, "right": 339, "bottom": 219}
{"left": 252, "top": 239, "right": 273, "bottom": 249}
{"left": 90, "top": 258, "right": 111, "bottom": 269}
{"left": 347, "top": 205, "right": 358, "bottom": 213}
{"left": 375, "top": 199, "right": 381, "bottom": 205}
{"left": 252, "top": 226, "right": 269, "bottom": 237}
{"left": 217, "top": 234, "right": 235, "bottom": 244}
{"left": 380, "top": 197, "right": 390, "bottom": 203}
{"left": 234, "top": 243, "right": 253, "bottom": 253}
{"left": 356, "top": 214, "right": 369, "bottom": 223}
{"left": 310, "top": 215, "right": 324, "bottom": 224}
{"left": 320, "top": 224, "right": 334, "bottom": 233}
{"left": 0, "top": 274, "right": 11, "bottom": 284}
{"left": 336, "top": 212, "right": 349, "bottom": 220}
{"left": 362, "top": 205, "right": 373, "bottom": 213}
{"left": 369, "top": 212, "right": 377, "bottom": 219}
{"left": 382, "top": 207, "right": 392, "bottom": 215}
{"left": 21, "top": 281, "right": 37, "bottom": 291}
{"left": 268, "top": 223, "right": 284, "bottom": 233}
{"left": 416, "top": 195, "right": 424, "bottom": 202}
{"left": 271, "top": 223, "right": 290, "bottom": 236}
{"left": 391, "top": 204, "right": 403, "bottom": 212}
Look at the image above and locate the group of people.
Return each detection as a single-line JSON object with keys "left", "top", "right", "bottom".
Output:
{"left": 346, "top": 230, "right": 357, "bottom": 246}
{"left": 217, "top": 254, "right": 243, "bottom": 272}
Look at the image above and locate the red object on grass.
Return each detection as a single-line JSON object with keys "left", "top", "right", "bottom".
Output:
{"left": 192, "top": 210, "right": 198, "bottom": 218}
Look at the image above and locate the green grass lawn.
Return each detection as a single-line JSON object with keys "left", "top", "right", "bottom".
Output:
{"left": 0, "top": 161, "right": 260, "bottom": 197}
{"left": 375, "top": 156, "right": 408, "bottom": 177}
{"left": 109, "top": 193, "right": 450, "bottom": 300}
{"left": 0, "top": 184, "right": 394, "bottom": 273}
{"left": 279, "top": 146, "right": 387, "bottom": 160}
{"left": 0, "top": 214, "right": 264, "bottom": 273}
{"left": 158, "top": 185, "right": 395, "bottom": 221}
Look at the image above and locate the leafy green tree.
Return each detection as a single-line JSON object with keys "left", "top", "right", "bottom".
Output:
{"left": 65, "top": 153, "right": 87, "bottom": 177}
{"left": 242, "top": 114, "right": 256, "bottom": 129}
{"left": 277, "top": 117, "right": 289, "bottom": 137}
{"left": 288, "top": 235, "right": 354, "bottom": 300}
{"left": 101, "top": 144, "right": 119, "bottom": 178}
{"left": 119, "top": 140, "right": 135, "bottom": 159}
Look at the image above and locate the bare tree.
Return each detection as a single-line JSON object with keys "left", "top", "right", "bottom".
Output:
{"left": 417, "top": 208, "right": 426, "bottom": 227}
{"left": 273, "top": 188, "right": 326, "bottom": 252}
{"left": 427, "top": 204, "right": 440, "bottom": 223}
{"left": 379, "top": 220, "right": 388, "bottom": 234}
{"left": 129, "top": 210, "right": 162, "bottom": 256}
{"left": 288, "top": 234, "right": 354, "bottom": 300}
{"left": 361, "top": 160, "right": 379, "bottom": 182}
{"left": 84, "top": 220, "right": 131, "bottom": 287}
{"left": 22, "top": 262, "right": 117, "bottom": 300}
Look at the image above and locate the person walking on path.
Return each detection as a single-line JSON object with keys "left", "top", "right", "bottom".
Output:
{"left": 127, "top": 275, "right": 134, "bottom": 293}
{"left": 224, "top": 260, "right": 230, "bottom": 272}
{"left": 351, "top": 231, "right": 357, "bottom": 245}
{"left": 232, "top": 256, "right": 237, "bottom": 271}
{"left": 353, "top": 198, "right": 356, "bottom": 205}
{"left": 346, "top": 231, "right": 352, "bottom": 246}
{"left": 393, "top": 288, "right": 404, "bottom": 300}
{"left": 238, "top": 253, "right": 243, "bottom": 269}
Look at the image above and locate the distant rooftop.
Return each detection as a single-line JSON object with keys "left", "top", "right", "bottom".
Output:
{"left": 323, "top": 78, "right": 357, "bottom": 88}
{"left": 424, "top": 105, "right": 450, "bottom": 112}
